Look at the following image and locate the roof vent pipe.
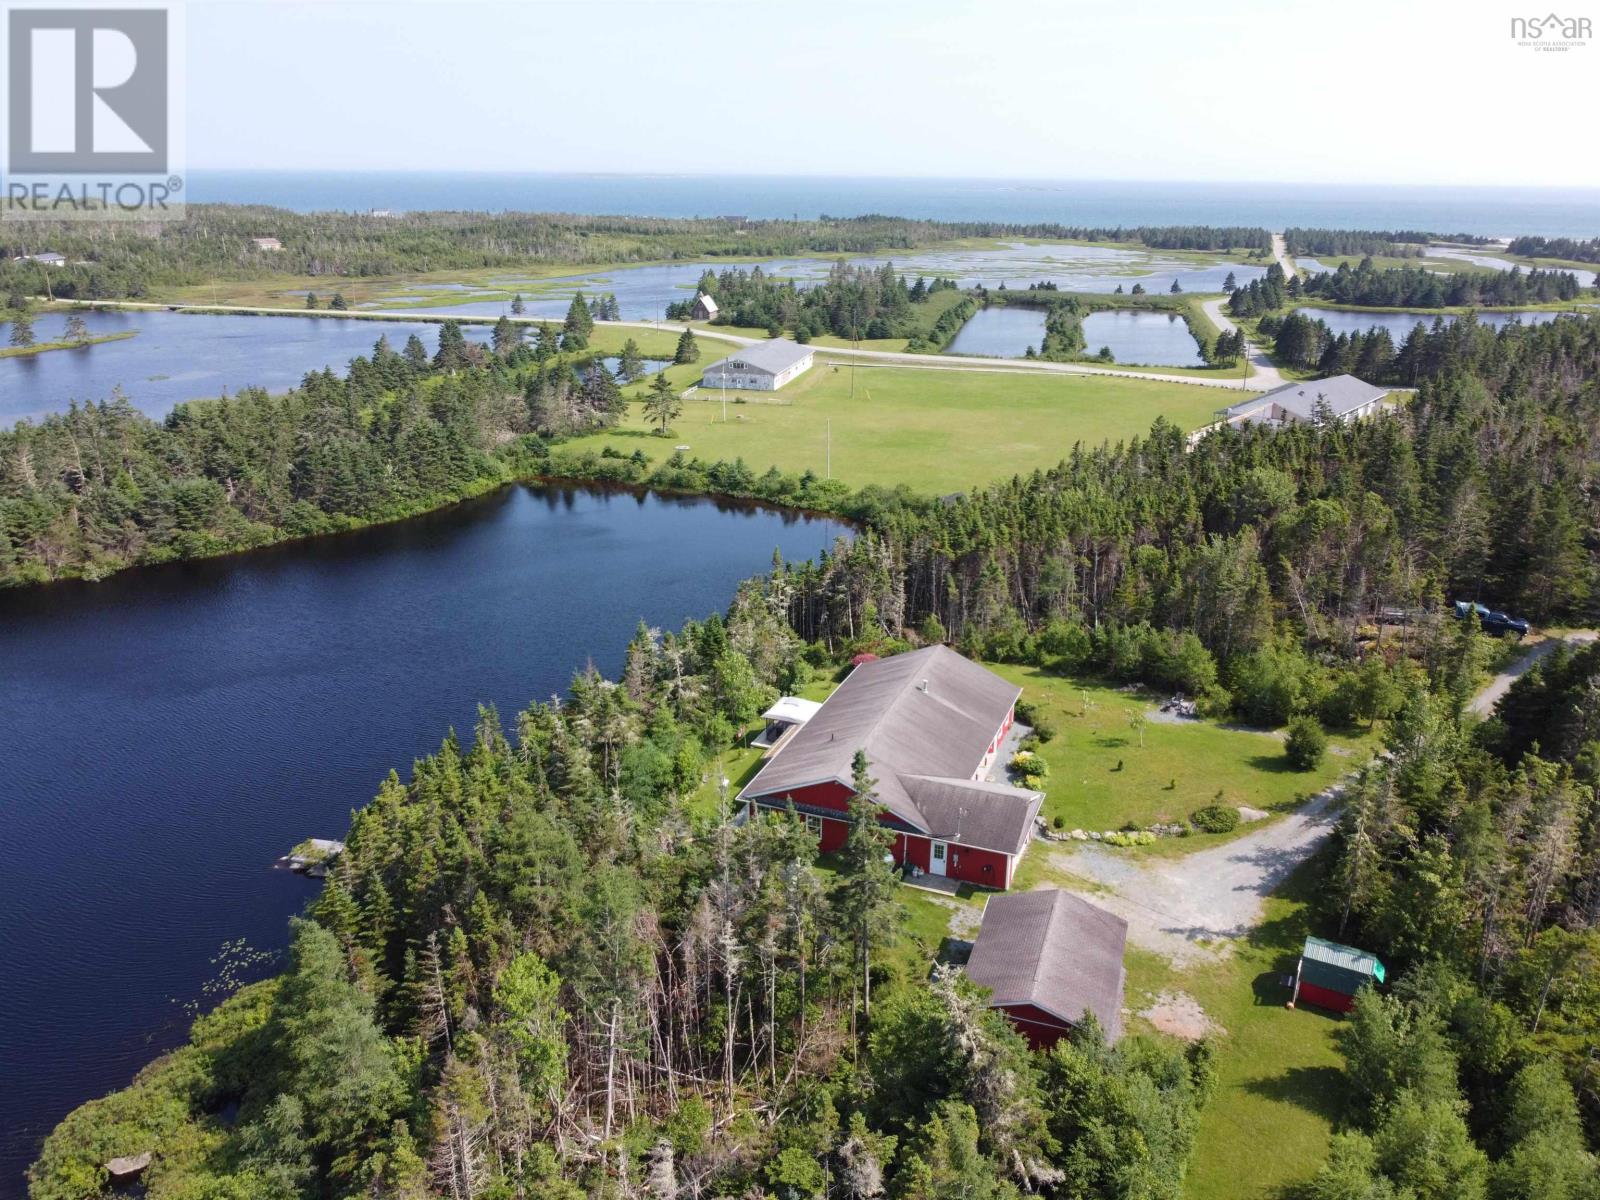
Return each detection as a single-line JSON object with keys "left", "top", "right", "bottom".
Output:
{"left": 919, "top": 679, "right": 929, "bottom": 693}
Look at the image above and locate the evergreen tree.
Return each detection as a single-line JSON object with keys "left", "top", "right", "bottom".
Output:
{"left": 8, "top": 309, "right": 34, "bottom": 348}
{"left": 492, "top": 315, "right": 520, "bottom": 359}
{"left": 510, "top": 293, "right": 525, "bottom": 316}
{"left": 617, "top": 337, "right": 644, "bottom": 382}
{"left": 63, "top": 313, "right": 89, "bottom": 344}
{"left": 674, "top": 327, "right": 700, "bottom": 364}
{"left": 835, "top": 750, "right": 899, "bottom": 1020}
{"left": 643, "top": 372, "right": 682, "bottom": 434}
{"left": 433, "top": 320, "right": 469, "bottom": 372}
{"left": 304, "top": 291, "right": 319, "bottom": 310}
{"left": 329, "top": 292, "right": 348, "bottom": 311}
{"left": 562, "top": 292, "right": 593, "bottom": 350}
{"left": 402, "top": 333, "right": 428, "bottom": 372}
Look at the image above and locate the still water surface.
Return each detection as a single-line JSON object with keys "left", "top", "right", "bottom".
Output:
{"left": 1293, "top": 306, "right": 1570, "bottom": 342}
{"left": 1081, "top": 309, "right": 1205, "bottom": 365}
{"left": 1, "top": 310, "right": 484, "bottom": 423}
{"left": 0, "top": 483, "right": 847, "bottom": 1196}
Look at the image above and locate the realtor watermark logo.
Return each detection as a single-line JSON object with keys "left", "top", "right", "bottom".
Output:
{"left": 1510, "top": 12, "right": 1591, "bottom": 51}
{"left": 3, "top": 0, "right": 185, "bottom": 220}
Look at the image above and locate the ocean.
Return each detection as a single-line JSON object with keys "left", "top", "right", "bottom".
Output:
{"left": 185, "top": 172, "right": 1600, "bottom": 238}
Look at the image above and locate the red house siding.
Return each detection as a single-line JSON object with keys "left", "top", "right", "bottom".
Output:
{"left": 946, "top": 844, "right": 1011, "bottom": 888}
{"left": 993, "top": 1002, "right": 1075, "bottom": 1051}
{"left": 1295, "top": 981, "right": 1356, "bottom": 1014}
{"left": 896, "top": 833, "right": 932, "bottom": 873}
{"left": 774, "top": 781, "right": 856, "bottom": 813}
{"left": 817, "top": 816, "right": 849, "bottom": 854}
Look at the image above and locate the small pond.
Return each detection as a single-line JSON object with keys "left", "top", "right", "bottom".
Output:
{"left": 1081, "top": 309, "right": 1205, "bottom": 366}
{"left": 942, "top": 306, "right": 1048, "bottom": 357}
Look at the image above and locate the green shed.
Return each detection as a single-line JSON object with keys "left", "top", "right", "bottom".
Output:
{"left": 1290, "top": 936, "right": 1384, "bottom": 1013}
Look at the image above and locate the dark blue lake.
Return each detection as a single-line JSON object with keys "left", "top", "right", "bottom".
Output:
{"left": 0, "top": 484, "right": 847, "bottom": 1197}
{"left": 0, "top": 309, "right": 488, "bottom": 423}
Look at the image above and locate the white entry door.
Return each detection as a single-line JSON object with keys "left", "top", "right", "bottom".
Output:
{"left": 929, "top": 840, "right": 948, "bottom": 876}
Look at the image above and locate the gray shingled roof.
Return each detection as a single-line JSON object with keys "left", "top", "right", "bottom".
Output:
{"left": 966, "top": 889, "right": 1128, "bottom": 1040}
{"left": 900, "top": 776, "right": 1043, "bottom": 857}
{"left": 705, "top": 338, "right": 814, "bottom": 376}
{"left": 1225, "top": 373, "right": 1389, "bottom": 422}
{"left": 739, "top": 646, "right": 1039, "bottom": 855}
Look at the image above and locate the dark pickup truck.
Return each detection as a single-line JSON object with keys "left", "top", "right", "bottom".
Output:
{"left": 1454, "top": 601, "right": 1530, "bottom": 639}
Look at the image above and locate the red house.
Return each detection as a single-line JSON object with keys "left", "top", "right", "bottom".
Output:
{"left": 965, "top": 889, "right": 1128, "bottom": 1048}
{"left": 738, "top": 646, "right": 1043, "bottom": 889}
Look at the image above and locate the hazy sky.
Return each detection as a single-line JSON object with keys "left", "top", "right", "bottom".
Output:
{"left": 187, "top": 0, "right": 1599, "bottom": 186}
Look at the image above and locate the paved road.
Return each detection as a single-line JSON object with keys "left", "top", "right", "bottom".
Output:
{"left": 1051, "top": 633, "right": 1597, "bottom": 966}
{"left": 1201, "top": 296, "right": 1286, "bottom": 391}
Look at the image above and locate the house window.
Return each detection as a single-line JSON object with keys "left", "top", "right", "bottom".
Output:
{"left": 805, "top": 814, "right": 823, "bottom": 838}
{"left": 932, "top": 841, "right": 946, "bottom": 863}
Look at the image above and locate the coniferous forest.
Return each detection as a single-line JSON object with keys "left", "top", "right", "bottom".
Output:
{"left": 12, "top": 239, "right": 1600, "bottom": 1200}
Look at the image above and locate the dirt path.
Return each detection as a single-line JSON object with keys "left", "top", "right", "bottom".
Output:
{"left": 1468, "top": 631, "right": 1596, "bottom": 716}
{"left": 1049, "top": 631, "right": 1596, "bottom": 966}
{"left": 1271, "top": 231, "right": 1298, "bottom": 279}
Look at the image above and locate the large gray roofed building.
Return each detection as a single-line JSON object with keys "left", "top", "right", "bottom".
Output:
{"left": 738, "top": 645, "right": 1041, "bottom": 856}
{"left": 706, "top": 338, "right": 815, "bottom": 376}
{"left": 966, "top": 889, "right": 1129, "bottom": 1040}
{"left": 1222, "top": 374, "right": 1390, "bottom": 427}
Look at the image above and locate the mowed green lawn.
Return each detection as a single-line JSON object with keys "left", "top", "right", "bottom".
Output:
{"left": 567, "top": 357, "right": 1234, "bottom": 493}
{"left": 991, "top": 666, "right": 1367, "bottom": 837}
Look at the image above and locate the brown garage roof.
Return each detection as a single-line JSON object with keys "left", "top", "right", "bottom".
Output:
{"left": 738, "top": 646, "right": 1038, "bottom": 854}
{"left": 966, "top": 889, "right": 1128, "bottom": 1040}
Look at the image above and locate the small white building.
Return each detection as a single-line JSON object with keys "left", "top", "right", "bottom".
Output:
{"left": 251, "top": 236, "right": 283, "bottom": 252}
{"left": 15, "top": 251, "right": 65, "bottom": 266}
{"left": 1220, "top": 374, "right": 1391, "bottom": 430}
{"left": 753, "top": 696, "right": 823, "bottom": 749}
{"left": 702, "top": 338, "right": 815, "bottom": 391}
{"left": 691, "top": 292, "right": 719, "bottom": 320}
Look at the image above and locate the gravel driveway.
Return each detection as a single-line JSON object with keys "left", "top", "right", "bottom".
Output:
{"left": 1049, "top": 787, "right": 1342, "bottom": 966}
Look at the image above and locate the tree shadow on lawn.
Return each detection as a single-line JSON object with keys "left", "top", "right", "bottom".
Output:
{"left": 1246, "top": 752, "right": 1300, "bottom": 775}
{"left": 1093, "top": 734, "right": 1131, "bottom": 750}
{"left": 1240, "top": 1065, "right": 1349, "bottom": 1125}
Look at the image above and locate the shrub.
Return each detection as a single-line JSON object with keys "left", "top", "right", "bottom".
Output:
{"left": 1284, "top": 714, "right": 1328, "bottom": 770}
{"left": 1190, "top": 804, "right": 1240, "bottom": 834}
{"left": 1010, "top": 750, "right": 1047, "bottom": 778}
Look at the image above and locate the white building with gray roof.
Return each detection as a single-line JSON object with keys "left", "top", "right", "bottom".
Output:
{"left": 1220, "top": 374, "right": 1392, "bottom": 430}
{"left": 701, "top": 338, "right": 815, "bottom": 391}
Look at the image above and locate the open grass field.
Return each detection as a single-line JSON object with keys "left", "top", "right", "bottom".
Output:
{"left": 991, "top": 666, "right": 1368, "bottom": 837}
{"left": 566, "top": 358, "right": 1236, "bottom": 493}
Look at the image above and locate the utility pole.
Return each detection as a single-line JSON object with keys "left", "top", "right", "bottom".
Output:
{"left": 826, "top": 418, "right": 831, "bottom": 479}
